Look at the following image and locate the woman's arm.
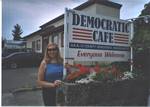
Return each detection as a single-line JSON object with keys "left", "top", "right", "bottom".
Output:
{"left": 37, "top": 60, "right": 56, "bottom": 88}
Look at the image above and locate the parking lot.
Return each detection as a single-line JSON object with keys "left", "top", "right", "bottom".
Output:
{"left": 2, "top": 67, "right": 44, "bottom": 106}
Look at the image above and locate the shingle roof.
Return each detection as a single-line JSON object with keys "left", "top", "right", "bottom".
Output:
{"left": 23, "top": 29, "right": 42, "bottom": 39}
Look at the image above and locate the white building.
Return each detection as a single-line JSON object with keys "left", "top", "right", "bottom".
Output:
{"left": 3, "top": 40, "right": 26, "bottom": 49}
{"left": 24, "top": 0, "right": 122, "bottom": 57}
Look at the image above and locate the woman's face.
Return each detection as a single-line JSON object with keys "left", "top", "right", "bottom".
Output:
{"left": 47, "top": 45, "right": 58, "bottom": 58}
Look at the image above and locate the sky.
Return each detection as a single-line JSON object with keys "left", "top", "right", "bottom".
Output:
{"left": 2, "top": 0, "right": 149, "bottom": 40}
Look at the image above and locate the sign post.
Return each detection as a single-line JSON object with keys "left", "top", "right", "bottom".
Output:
{"left": 130, "top": 21, "right": 134, "bottom": 72}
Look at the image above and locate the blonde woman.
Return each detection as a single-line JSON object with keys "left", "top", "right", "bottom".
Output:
{"left": 37, "top": 43, "right": 63, "bottom": 106}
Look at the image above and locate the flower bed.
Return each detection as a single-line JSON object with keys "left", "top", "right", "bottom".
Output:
{"left": 60, "top": 62, "right": 149, "bottom": 106}
{"left": 65, "top": 62, "right": 131, "bottom": 83}
{"left": 61, "top": 77, "right": 149, "bottom": 106}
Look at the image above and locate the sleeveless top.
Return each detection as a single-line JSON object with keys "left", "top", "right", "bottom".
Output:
{"left": 44, "top": 63, "right": 63, "bottom": 82}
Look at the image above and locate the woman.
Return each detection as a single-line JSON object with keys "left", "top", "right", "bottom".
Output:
{"left": 37, "top": 43, "right": 63, "bottom": 106}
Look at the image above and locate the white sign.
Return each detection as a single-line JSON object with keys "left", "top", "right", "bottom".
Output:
{"left": 64, "top": 9, "right": 131, "bottom": 63}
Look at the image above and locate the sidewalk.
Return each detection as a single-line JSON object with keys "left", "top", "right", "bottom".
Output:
{"left": 2, "top": 67, "right": 44, "bottom": 106}
{"left": 13, "top": 89, "right": 44, "bottom": 106}
{"left": 2, "top": 90, "right": 44, "bottom": 106}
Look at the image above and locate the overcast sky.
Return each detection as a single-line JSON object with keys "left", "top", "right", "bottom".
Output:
{"left": 2, "top": 0, "right": 149, "bottom": 40}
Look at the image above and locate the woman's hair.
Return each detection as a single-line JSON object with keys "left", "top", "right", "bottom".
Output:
{"left": 43, "top": 43, "right": 63, "bottom": 64}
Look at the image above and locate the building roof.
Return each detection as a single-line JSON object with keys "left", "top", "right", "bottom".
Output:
{"left": 40, "top": 25, "right": 64, "bottom": 36}
{"left": 24, "top": 25, "right": 64, "bottom": 39}
{"left": 23, "top": 29, "right": 42, "bottom": 40}
{"left": 6, "top": 40, "right": 26, "bottom": 44}
{"left": 40, "top": 0, "right": 122, "bottom": 28}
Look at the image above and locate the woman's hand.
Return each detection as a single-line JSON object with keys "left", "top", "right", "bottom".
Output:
{"left": 65, "top": 63, "right": 72, "bottom": 69}
{"left": 54, "top": 80, "right": 62, "bottom": 87}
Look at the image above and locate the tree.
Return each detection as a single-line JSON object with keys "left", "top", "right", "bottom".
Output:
{"left": 12, "top": 24, "right": 23, "bottom": 40}
{"left": 132, "top": 2, "right": 150, "bottom": 51}
{"left": 2, "top": 36, "right": 6, "bottom": 49}
{"left": 132, "top": 2, "right": 150, "bottom": 73}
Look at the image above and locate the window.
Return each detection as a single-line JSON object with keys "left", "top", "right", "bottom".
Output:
{"left": 52, "top": 34, "right": 59, "bottom": 45}
{"left": 36, "top": 39, "right": 41, "bottom": 51}
{"left": 61, "top": 32, "right": 64, "bottom": 47}
{"left": 32, "top": 41, "right": 35, "bottom": 52}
